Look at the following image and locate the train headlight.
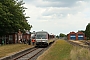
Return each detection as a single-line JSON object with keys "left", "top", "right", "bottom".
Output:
{"left": 42, "top": 41, "right": 45, "bottom": 42}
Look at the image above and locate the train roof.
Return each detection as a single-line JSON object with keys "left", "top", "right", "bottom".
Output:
{"left": 36, "top": 31, "right": 49, "bottom": 34}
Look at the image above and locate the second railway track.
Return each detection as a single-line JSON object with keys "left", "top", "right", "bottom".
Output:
{"left": 66, "top": 40, "right": 90, "bottom": 49}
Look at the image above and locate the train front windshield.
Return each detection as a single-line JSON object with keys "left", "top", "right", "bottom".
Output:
{"left": 36, "top": 32, "right": 47, "bottom": 39}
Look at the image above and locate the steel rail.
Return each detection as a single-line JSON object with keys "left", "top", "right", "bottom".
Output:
{"left": 13, "top": 48, "right": 38, "bottom": 60}
{"left": 66, "top": 40, "right": 90, "bottom": 49}
{"left": 28, "top": 48, "right": 44, "bottom": 60}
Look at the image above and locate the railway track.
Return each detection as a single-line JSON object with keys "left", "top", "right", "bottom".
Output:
{"left": 13, "top": 41, "right": 55, "bottom": 60}
{"left": 66, "top": 40, "right": 90, "bottom": 49}
{"left": 13, "top": 48, "right": 45, "bottom": 60}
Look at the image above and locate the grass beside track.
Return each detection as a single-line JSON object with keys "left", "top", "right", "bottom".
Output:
{"left": 0, "top": 44, "right": 32, "bottom": 58}
{"left": 70, "top": 45, "right": 90, "bottom": 60}
{"left": 37, "top": 40, "right": 73, "bottom": 60}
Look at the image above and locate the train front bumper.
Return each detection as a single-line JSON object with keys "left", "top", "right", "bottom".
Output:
{"left": 36, "top": 42, "right": 48, "bottom": 46}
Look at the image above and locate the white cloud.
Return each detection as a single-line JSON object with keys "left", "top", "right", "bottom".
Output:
{"left": 23, "top": 0, "right": 90, "bottom": 35}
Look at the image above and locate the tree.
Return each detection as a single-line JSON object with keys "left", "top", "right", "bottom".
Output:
{"left": 85, "top": 23, "right": 90, "bottom": 39}
{"left": 59, "top": 33, "right": 66, "bottom": 37}
{"left": 56, "top": 35, "right": 59, "bottom": 38}
{"left": 0, "top": 0, "right": 31, "bottom": 36}
{"left": 78, "top": 30, "right": 85, "bottom": 34}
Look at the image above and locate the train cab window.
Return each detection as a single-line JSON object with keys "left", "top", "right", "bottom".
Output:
{"left": 36, "top": 33, "right": 47, "bottom": 39}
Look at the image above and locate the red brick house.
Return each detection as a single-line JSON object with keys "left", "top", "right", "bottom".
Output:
{"left": 0, "top": 30, "right": 31, "bottom": 45}
{"left": 67, "top": 31, "right": 86, "bottom": 40}
{"left": 23, "top": 33, "right": 31, "bottom": 41}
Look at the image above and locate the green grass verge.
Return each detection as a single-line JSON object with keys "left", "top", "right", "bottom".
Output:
{"left": 70, "top": 46, "right": 90, "bottom": 60}
{"left": 0, "top": 44, "right": 32, "bottom": 58}
{"left": 37, "top": 40, "right": 73, "bottom": 60}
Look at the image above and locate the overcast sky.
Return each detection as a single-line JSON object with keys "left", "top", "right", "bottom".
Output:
{"left": 23, "top": 0, "right": 90, "bottom": 35}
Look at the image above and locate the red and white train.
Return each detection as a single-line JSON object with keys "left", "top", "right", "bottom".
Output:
{"left": 31, "top": 31, "right": 55, "bottom": 46}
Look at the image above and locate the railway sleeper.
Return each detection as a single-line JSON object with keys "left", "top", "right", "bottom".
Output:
{"left": 85, "top": 41, "right": 90, "bottom": 45}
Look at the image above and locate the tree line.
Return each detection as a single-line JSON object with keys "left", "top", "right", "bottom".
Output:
{"left": 0, "top": 0, "right": 32, "bottom": 36}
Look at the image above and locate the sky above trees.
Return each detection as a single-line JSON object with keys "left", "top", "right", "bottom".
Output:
{"left": 23, "top": 0, "right": 90, "bottom": 35}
